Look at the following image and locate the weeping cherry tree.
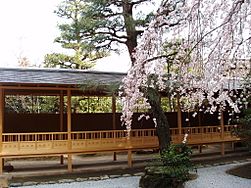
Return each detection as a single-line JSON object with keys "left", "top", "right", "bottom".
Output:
{"left": 120, "top": 0, "right": 251, "bottom": 152}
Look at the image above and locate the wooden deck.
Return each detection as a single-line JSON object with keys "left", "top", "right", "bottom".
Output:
{"left": 0, "top": 69, "right": 245, "bottom": 175}
{"left": 1, "top": 125, "right": 240, "bottom": 158}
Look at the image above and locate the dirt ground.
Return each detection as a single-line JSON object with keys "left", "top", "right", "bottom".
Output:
{"left": 227, "top": 162, "right": 251, "bottom": 179}
{"left": 6, "top": 144, "right": 251, "bottom": 184}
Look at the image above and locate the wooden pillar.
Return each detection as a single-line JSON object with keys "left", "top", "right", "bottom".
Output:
{"left": 128, "top": 150, "right": 132, "bottom": 168}
{"left": 67, "top": 90, "right": 72, "bottom": 172}
{"left": 127, "top": 129, "right": 132, "bottom": 167}
{"left": 177, "top": 94, "right": 182, "bottom": 142}
{"left": 0, "top": 89, "right": 4, "bottom": 175}
{"left": 198, "top": 145, "right": 202, "bottom": 153}
{"left": 112, "top": 94, "right": 117, "bottom": 161}
{"left": 231, "top": 142, "right": 235, "bottom": 151}
{"left": 198, "top": 111, "right": 202, "bottom": 127}
{"left": 221, "top": 143, "right": 225, "bottom": 156}
{"left": 220, "top": 111, "right": 225, "bottom": 156}
{"left": 60, "top": 91, "right": 64, "bottom": 164}
{"left": 198, "top": 112, "right": 203, "bottom": 153}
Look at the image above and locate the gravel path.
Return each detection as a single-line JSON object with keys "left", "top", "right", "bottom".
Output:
{"left": 12, "top": 162, "right": 251, "bottom": 188}
{"left": 12, "top": 176, "right": 141, "bottom": 188}
{"left": 185, "top": 162, "right": 251, "bottom": 188}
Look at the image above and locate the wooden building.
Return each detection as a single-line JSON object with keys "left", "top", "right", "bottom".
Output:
{"left": 0, "top": 67, "right": 240, "bottom": 174}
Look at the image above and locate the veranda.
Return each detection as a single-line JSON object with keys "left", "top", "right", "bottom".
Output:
{"left": 0, "top": 68, "right": 240, "bottom": 175}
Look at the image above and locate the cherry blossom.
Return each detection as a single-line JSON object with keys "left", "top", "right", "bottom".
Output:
{"left": 120, "top": 0, "right": 251, "bottom": 131}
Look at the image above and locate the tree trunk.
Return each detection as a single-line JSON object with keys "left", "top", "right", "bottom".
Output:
{"left": 146, "top": 87, "right": 171, "bottom": 152}
{"left": 122, "top": 1, "right": 170, "bottom": 151}
{"left": 122, "top": 1, "right": 137, "bottom": 64}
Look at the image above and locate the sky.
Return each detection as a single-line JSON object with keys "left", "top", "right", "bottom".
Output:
{"left": 0, "top": 0, "right": 131, "bottom": 72}
{"left": 0, "top": 0, "right": 61, "bottom": 67}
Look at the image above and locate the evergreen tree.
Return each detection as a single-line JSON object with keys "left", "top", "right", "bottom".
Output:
{"left": 44, "top": 0, "right": 155, "bottom": 68}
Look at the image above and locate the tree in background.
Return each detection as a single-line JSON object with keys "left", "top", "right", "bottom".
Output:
{"left": 44, "top": 0, "right": 162, "bottom": 133}
{"left": 44, "top": 0, "right": 102, "bottom": 69}
{"left": 235, "top": 74, "right": 251, "bottom": 151}
{"left": 44, "top": 0, "right": 156, "bottom": 69}
{"left": 238, "top": 106, "right": 251, "bottom": 151}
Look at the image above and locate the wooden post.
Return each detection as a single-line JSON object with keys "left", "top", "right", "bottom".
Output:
{"left": 198, "top": 145, "right": 202, "bottom": 153}
{"left": 198, "top": 112, "right": 203, "bottom": 153}
{"left": 60, "top": 91, "right": 64, "bottom": 164}
{"left": 128, "top": 150, "right": 132, "bottom": 167}
{"left": 127, "top": 129, "right": 132, "bottom": 167}
{"left": 177, "top": 94, "right": 182, "bottom": 142}
{"left": 198, "top": 111, "right": 202, "bottom": 127}
{"left": 231, "top": 142, "right": 235, "bottom": 151}
{"left": 67, "top": 90, "right": 72, "bottom": 172}
{"left": 112, "top": 94, "right": 117, "bottom": 161}
{"left": 220, "top": 111, "right": 225, "bottom": 156}
{"left": 0, "top": 89, "right": 4, "bottom": 175}
{"left": 221, "top": 143, "right": 225, "bottom": 156}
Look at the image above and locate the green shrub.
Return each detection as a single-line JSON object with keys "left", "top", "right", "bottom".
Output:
{"left": 160, "top": 144, "right": 194, "bottom": 181}
{"left": 140, "top": 143, "right": 196, "bottom": 188}
{"left": 236, "top": 108, "right": 251, "bottom": 151}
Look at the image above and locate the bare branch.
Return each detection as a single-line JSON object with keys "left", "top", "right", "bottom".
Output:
{"left": 131, "top": 0, "right": 149, "bottom": 6}
{"left": 143, "top": 52, "right": 178, "bottom": 64}
{"left": 188, "top": 0, "right": 246, "bottom": 54}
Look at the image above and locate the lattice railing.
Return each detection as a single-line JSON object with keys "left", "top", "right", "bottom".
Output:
{"left": 2, "top": 125, "right": 239, "bottom": 143}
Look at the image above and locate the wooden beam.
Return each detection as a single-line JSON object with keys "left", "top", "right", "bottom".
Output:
{"left": 198, "top": 111, "right": 202, "bottom": 126}
{"left": 220, "top": 111, "right": 225, "bottom": 156}
{"left": 177, "top": 94, "right": 182, "bottom": 142}
{"left": 0, "top": 85, "right": 76, "bottom": 91}
{"left": 67, "top": 90, "right": 72, "bottom": 142}
{"left": 198, "top": 145, "right": 202, "bottom": 153}
{"left": 1, "top": 85, "right": 115, "bottom": 96}
{"left": 67, "top": 154, "right": 73, "bottom": 172}
{"left": 112, "top": 94, "right": 117, "bottom": 161}
{"left": 221, "top": 143, "right": 225, "bottom": 156}
{"left": 220, "top": 111, "right": 224, "bottom": 138}
{"left": 231, "top": 142, "right": 235, "bottom": 151}
{"left": 112, "top": 95, "right": 116, "bottom": 131}
{"left": 67, "top": 90, "right": 72, "bottom": 172}
{"left": 128, "top": 150, "right": 132, "bottom": 168}
{"left": 60, "top": 91, "right": 64, "bottom": 132}
{"left": 0, "top": 89, "right": 4, "bottom": 175}
{"left": 60, "top": 90, "right": 64, "bottom": 165}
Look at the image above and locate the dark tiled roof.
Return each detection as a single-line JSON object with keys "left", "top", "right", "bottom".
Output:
{"left": 0, "top": 67, "right": 126, "bottom": 86}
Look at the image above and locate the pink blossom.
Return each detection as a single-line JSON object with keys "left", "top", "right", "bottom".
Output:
{"left": 120, "top": 0, "right": 251, "bottom": 131}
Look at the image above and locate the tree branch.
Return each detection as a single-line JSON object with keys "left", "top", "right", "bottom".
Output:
{"left": 188, "top": 0, "right": 246, "bottom": 54}
{"left": 131, "top": 0, "right": 149, "bottom": 6}
{"left": 143, "top": 52, "right": 178, "bottom": 64}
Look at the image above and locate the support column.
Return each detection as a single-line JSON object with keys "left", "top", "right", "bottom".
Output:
{"left": 221, "top": 142, "right": 225, "bottom": 156}
{"left": 220, "top": 111, "right": 225, "bottom": 156}
{"left": 127, "top": 129, "right": 132, "bottom": 167}
{"left": 67, "top": 90, "right": 72, "bottom": 172}
{"left": 60, "top": 91, "right": 64, "bottom": 164}
{"left": 231, "top": 142, "right": 235, "bottom": 151}
{"left": 0, "top": 89, "right": 4, "bottom": 175}
{"left": 198, "top": 112, "right": 203, "bottom": 153}
{"left": 112, "top": 94, "right": 117, "bottom": 161}
{"left": 128, "top": 150, "right": 132, "bottom": 168}
{"left": 199, "top": 145, "right": 203, "bottom": 153}
{"left": 177, "top": 94, "right": 182, "bottom": 142}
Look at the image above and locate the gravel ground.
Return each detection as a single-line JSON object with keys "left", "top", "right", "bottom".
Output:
{"left": 12, "top": 162, "right": 251, "bottom": 188}
{"left": 185, "top": 162, "right": 251, "bottom": 188}
{"left": 12, "top": 176, "right": 141, "bottom": 188}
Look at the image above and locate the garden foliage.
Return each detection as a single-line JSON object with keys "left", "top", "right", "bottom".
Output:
{"left": 140, "top": 143, "right": 196, "bottom": 188}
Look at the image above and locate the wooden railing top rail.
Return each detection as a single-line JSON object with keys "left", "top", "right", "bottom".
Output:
{"left": 2, "top": 129, "right": 154, "bottom": 137}
{"left": 2, "top": 125, "right": 237, "bottom": 136}
{"left": 2, "top": 125, "right": 239, "bottom": 143}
